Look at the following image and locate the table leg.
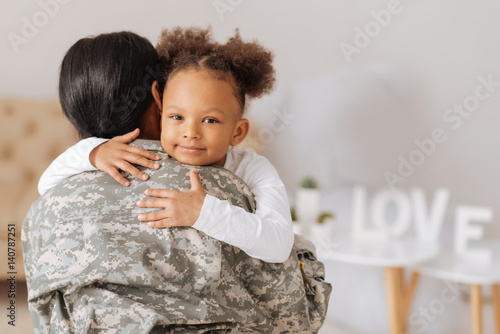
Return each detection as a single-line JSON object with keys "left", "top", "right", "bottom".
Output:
{"left": 396, "top": 268, "right": 406, "bottom": 333}
{"left": 403, "top": 272, "right": 420, "bottom": 320}
{"left": 492, "top": 283, "right": 500, "bottom": 334}
{"left": 471, "top": 284, "right": 483, "bottom": 334}
{"left": 385, "top": 267, "right": 405, "bottom": 334}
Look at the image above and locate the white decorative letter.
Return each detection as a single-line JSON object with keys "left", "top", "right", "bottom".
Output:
{"left": 371, "top": 188, "right": 411, "bottom": 238}
{"left": 352, "top": 186, "right": 388, "bottom": 240}
{"left": 454, "top": 206, "right": 493, "bottom": 263}
{"left": 412, "top": 188, "right": 449, "bottom": 242}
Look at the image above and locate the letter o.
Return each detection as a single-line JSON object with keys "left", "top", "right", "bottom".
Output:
{"left": 463, "top": 95, "right": 480, "bottom": 112}
{"left": 258, "top": 128, "right": 274, "bottom": 144}
{"left": 371, "top": 189, "right": 411, "bottom": 237}
{"left": 429, "top": 299, "right": 445, "bottom": 315}
{"left": 33, "top": 11, "right": 49, "bottom": 27}
{"left": 409, "top": 150, "right": 425, "bottom": 166}
{"left": 131, "top": 86, "right": 147, "bottom": 102}
{"left": 365, "top": 21, "right": 381, "bottom": 37}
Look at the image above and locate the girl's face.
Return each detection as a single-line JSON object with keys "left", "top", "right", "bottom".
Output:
{"left": 159, "top": 69, "right": 249, "bottom": 166}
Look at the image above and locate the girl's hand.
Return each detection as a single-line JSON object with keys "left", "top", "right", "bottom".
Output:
{"left": 136, "top": 169, "right": 206, "bottom": 227}
{"left": 89, "top": 128, "right": 161, "bottom": 186}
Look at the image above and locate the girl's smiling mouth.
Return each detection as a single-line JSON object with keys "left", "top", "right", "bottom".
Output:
{"left": 177, "top": 145, "right": 206, "bottom": 153}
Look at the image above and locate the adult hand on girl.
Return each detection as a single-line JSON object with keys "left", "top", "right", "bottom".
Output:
{"left": 136, "top": 168, "right": 207, "bottom": 227}
{"left": 89, "top": 128, "right": 162, "bottom": 186}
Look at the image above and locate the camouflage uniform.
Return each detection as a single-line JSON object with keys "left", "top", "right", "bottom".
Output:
{"left": 22, "top": 140, "right": 331, "bottom": 333}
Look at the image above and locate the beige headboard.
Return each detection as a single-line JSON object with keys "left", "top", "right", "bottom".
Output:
{"left": 0, "top": 99, "right": 79, "bottom": 280}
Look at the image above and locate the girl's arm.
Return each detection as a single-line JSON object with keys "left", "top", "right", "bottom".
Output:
{"left": 138, "top": 153, "right": 294, "bottom": 263}
{"left": 193, "top": 174, "right": 294, "bottom": 263}
{"left": 38, "top": 137, "right": 107, "bottom": 195}
{"left": 38, "top": 129, "right": 161, "bottom": 195}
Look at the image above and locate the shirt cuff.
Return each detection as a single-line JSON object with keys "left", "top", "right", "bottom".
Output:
{"left": 81, "top": 137, "right": 109, "bottom": 170}
{"left": 192, "top": 194, "right": 217, "bottom": 231}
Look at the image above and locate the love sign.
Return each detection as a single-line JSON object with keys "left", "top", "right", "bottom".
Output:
{"left": 351, "top": 186, "right": 493, "bottom": 263}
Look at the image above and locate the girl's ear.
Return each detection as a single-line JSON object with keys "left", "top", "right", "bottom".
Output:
{"left": 230, "top": 118, "right": 250, "bottom": 146}
{"left": 151, "top": 80, "right": 162, "bottom": 111}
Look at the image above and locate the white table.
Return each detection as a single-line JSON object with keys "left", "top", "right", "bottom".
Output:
{"left": 413, "top": 249, "right": 500, "bottom": 334}
{"left": 313, "top": 235, "right": 440, "bottom": 334}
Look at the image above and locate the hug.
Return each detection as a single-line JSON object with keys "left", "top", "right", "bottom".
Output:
{"left": 22, "top": 28, "right": 331, "bottom": 333}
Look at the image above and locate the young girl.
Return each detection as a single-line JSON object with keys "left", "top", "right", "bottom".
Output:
{"left": 39, "top": 27, "right": 294, "bottom": 263}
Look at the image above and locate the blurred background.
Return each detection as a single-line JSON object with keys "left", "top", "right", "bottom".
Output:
{"left": 1, "top": 0, "right": 500, "bottom": 333}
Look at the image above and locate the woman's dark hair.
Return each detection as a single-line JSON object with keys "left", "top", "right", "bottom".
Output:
{"left": 59, "top": 31, "right": 161, "bottom": 138}
{"left": 156, "top": 27, "right": 275, "bottom": 112}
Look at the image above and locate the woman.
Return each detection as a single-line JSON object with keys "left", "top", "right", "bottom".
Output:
{"left": 23, "top": 31, "right": 330, "bottom": 333}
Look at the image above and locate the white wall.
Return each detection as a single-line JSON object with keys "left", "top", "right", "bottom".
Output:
{"left": 4, "top": 0, "right": 497, "bottom": 235}
{"left": 2, "top": 0, "right": 500, "bottom": 332}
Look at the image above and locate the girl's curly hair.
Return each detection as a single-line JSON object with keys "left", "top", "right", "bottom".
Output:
{"left": 156, "top": 27, "right": 275, "bottom": 110}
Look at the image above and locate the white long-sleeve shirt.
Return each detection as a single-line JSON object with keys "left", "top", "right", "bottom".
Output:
{"left": 38, "top": 139, "right": 294, "bottom": 263}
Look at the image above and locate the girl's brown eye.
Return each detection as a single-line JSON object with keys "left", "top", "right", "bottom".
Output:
{"left": 204, "top": 118, "right": 218, "bottom": 124}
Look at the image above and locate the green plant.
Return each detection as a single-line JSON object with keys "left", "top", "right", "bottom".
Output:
{"left": 290, "top": 207, "right": 297, "bottom": 222}
{"left": 300, "top": 177, "right": 318, "bottom": 189}
{"left": 317, "top": 212, "right": 335, "bottom": 224}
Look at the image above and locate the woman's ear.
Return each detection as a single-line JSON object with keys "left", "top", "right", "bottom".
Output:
{"left": 151, "top": 80, "right": 162, "bottom": 111}
{"left": 231, "top": 118, "right": 250, "bottom": 146}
